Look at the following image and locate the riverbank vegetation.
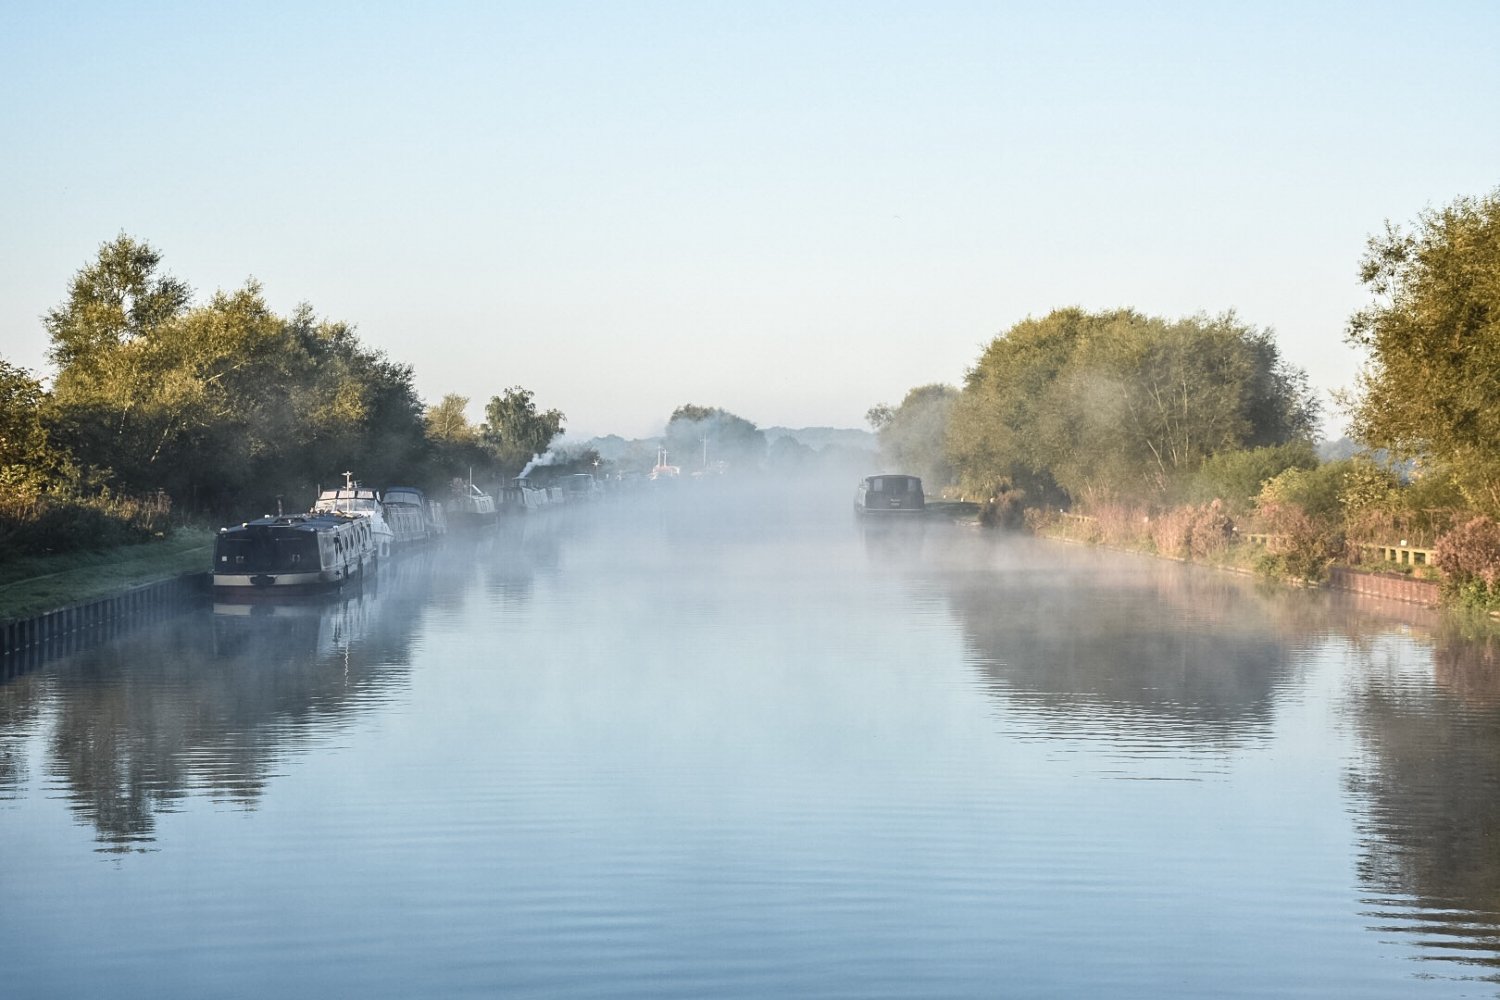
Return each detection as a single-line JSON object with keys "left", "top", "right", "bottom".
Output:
{"left": 1, "top": 235, "right": 575, "bottom": 558}
{"left": 0, "top": 527, "right": 214, "bottom": 622}
{"left": 868, "top": 187, "right": 1500, "bottom": 609}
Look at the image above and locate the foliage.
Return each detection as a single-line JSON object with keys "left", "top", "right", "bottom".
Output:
{"left": 0, "top": 358, "right": 74, "bottom": 499}
{"left": 1254, "top": 501, "right": 1341, "bottom": 583}
{"left": 1255, "top": 461, "right": 1351, "bottom": 523}
{"left": 664, "top": 404, "right": 765, "bottom": 474}
{"left": 481, "top": 387, "right": 565, "bottom": 477}
{"left": 1187, "top": 441, "right": 1318, "bottom": 512}
{"left": 1434, "top": 517, "right": 1500, "bottom": 609}
{"left": 948, "top": 308, "right": 1316, "bottom": 507}
{"left": 1149, "top": 500, "right": 1235, "bottom": 560}
{"left": 866, "top": 384, "right": 957, "bottom": 487}
{"left": 0, "top": 490, "right": 173, "bottom": 557}
{"left": 41, "top": 237, "right": 429, "bottom": 515}
{"left": 1346, "top": 189, "right": 1500, "bottom": 513}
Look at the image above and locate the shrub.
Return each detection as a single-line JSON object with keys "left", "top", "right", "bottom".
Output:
{"left": 0, "top": 490, "right": 171, "bottom": 556}
{"left": 1434, "top": 516, "right": 1500, "bottom": 609}
{"left": 1255, "top": 500, "right": 1341, "bottom": 582}
{"left": 1189, "top": 442, "right": 1318, "bottom": 512}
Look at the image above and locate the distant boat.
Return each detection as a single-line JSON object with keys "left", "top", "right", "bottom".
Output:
{"left": 448, "top": 477, "right": 498, "bottom": 530}
{"left": 564, "top": 473, "right": 603, "bottom": 502}
{"left": 854, "top": 474, "right": 926, "bottom": 515}
{"left": 313, "top": 472, "right": 395, "bottom": 557}
{"left": 383, "top": 486, "right": 445, "bottom": 542}
{"left": 498, "top": 480, "right": 548, "bottom": 515}
{"left": 212, "top": 512, "right": 376, "bottom": 594}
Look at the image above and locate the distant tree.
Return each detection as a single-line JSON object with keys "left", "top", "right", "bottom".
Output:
{"left": 1346, "top": 189, "right": 1500, "bottom": 513}
{"left": 481, "top": 387, "right": 564, "bottom": 476}
{"left": 424, "top": 393, "right": 477, "bottom": 443}
{"left": 949, "top": 308, "right": 1316, "bottom": 506}
{"left": 868, "top": 384, "right": 958, "bottom": 487}
{"left": 664, "top": 404, "right": 765, "bottom": 473}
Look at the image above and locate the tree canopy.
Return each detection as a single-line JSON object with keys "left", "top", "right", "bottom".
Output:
{"left": 482, "top": 387, "right": 565, "bottom": 476}
{"left": 948, "top": 308, "right": 1317, "bottom": 504}
{"left": 867, "top": 384, "right": 958, "bottom": 487}
{"left": 664, "top": 404, "right": 765, "bottom": 474}
{"left": 40, "top": 236, "right": 427, "bottom": 512}
{"left": 1346, "top": 189, "right": 1500, "bottom": 512}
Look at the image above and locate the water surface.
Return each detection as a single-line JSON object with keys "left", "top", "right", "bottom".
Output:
{"left": 4, "top": 487, "right": 1500, "bottom": 997}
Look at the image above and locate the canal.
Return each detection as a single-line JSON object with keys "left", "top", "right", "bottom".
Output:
{"left": 3, "top": 482, "right": 1500, "bottom": 998}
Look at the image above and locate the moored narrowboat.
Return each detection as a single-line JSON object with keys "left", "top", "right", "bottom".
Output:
{"left": 213, "top": 512, "right": 376, "bottom": 594}
{"left": 854, "top": 474, "right": 926, "bottom": 514}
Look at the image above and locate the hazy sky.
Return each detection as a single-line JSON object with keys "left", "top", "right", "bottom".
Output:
{"left": 2, "top": 2, "right": 1497, "bottom": 440}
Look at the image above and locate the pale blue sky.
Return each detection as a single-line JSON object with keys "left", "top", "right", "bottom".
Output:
{"left": 2, "top": 2, "right": 1496, "bottom": 439}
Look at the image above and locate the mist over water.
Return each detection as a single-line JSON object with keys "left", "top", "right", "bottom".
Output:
{"left": 4, "top": 478, "right": 1500, "bottom": 998}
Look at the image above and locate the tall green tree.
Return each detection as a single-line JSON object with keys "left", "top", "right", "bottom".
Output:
{"left": 948, "top": 308, "right": 1316, "bottom": 505}
{"left": 482, "top": 387, "right": 564, "bottom": 476}
{"left": 45, "top": 234, "right": 192, "bottom": 380}
{"left": 1347, "top": 189, "right": 1500, "bottom": 512}
{"left": 44, "top": 237, "right": 428, "bottom": 513}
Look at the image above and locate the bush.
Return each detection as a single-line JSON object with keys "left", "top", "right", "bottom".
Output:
{"left": 1189, "top": 442, "right": 1318, "bottom": 512}
{"left": 0, "top": 490, "right": 171, "bottom": 556}
{"left": 1434, "top": 516, "right": 1500, "bottom": 609}
{"left": 1255, "top": 500, "right": 1342, "bottom": 582}
{"left": 1146, "top": 501, "right": 1234, "bottom": 560}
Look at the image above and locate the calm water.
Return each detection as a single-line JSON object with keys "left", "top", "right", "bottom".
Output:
{"left": 5, "top": 484, "right": 1500, "bottom": 998}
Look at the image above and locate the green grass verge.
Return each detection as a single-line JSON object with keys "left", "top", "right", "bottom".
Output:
{"left": 0, "top": 528, "right": 215, "bottom": 623}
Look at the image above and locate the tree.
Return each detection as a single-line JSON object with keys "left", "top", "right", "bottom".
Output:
{"left": 43, "top": 237, "right": 430, "bottom": 513}
{"left": 0, "top": 358, "right": 72, "bottom": 499}
{"left": 663, "top": 404, "right": 765, "bottom": 474}
{"left": 425, "top": 394, "right": 477, "bottom": 444}
{"left": 1346, "top": 189, "right": 1500, "bottom": 513}
{"left": 948, "top": 308, "right": 1316, "bottom": 506}
{"left": 45, "top": 234, "right": 192, "bottom": 379}
{"left": 867, "top": 384, "right": 958, "bottom": 487}
{"left": 481, "top": 387, "right": 564, "bottom": 476}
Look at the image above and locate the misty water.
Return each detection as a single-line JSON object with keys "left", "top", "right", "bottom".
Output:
{"left": 5, "top": 483, "right": 1500, "bottom": 998}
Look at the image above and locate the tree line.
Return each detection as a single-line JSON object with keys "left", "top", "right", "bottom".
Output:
{"left": 1, "top": 235, "right": 572, "bottom": 552}
{"left": 868, "top": 187, "right": 1500, "bottom": 606}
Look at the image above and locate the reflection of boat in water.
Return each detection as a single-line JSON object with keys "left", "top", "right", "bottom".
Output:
{"left": 855, "top": 474, "right": 926, "bottom": 515}
{"left": 313, "top": 473, "right": 395, "bottom": 557}
{"left": 212, "top": 511, "right": 376, "bottom": 594}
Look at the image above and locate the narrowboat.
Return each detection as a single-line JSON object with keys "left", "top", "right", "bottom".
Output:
{"left": 213, "top": 512, "right": 376, "bottom": 594}
{"left": 382, "top": 486, "right": 442, "bottom": 544}
{"left": 448, "top": 478, "right": 498, "bottom": 530}
{"left": 854, "top": 474, "right": 926, "bottom": 514}
{"left": 313, "top": 474, "right": 395, "bottom": 557}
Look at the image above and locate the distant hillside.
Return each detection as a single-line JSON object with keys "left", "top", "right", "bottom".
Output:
{"left": 763, "top": 426, "right": 876, "bottom": 451}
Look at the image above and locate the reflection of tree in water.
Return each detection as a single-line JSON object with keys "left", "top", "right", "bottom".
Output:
{"left": 34, "top": 551, "right": 466, "bottom": 851}
{"left": 0, "top": 672, "right": 44, "bottom": 799}
{"left": 1347, "top": 623, "right": 1500, "bottom": 977}
{"left": 940, "top": 545, "right": 1314, "bottom": 746}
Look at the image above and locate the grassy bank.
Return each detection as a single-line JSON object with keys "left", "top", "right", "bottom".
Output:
{"left": 0, "top": 528, "right": 214, "bottom": 623}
